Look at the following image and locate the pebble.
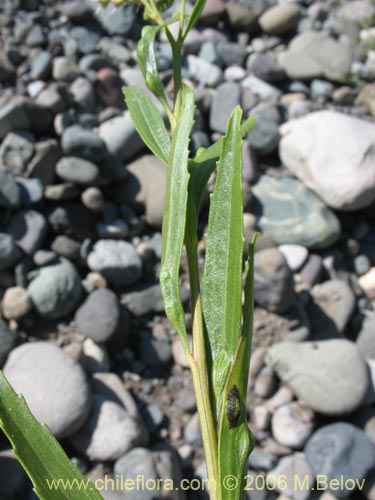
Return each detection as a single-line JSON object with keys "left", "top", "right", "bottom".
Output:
{"left": 266, "top": 340, "right": 369, "bottom": 416}
{"left": 122, "top": 284, "right": 165, "bottom": 317}
{"left": 259, "top": 4, "right": 301, "bottom": 36}
{"left": 0, "top": 233, "right": 21, "bottom": 270}
{"left": 81, "top": 187, "right": 104, "bottom": 212}
{"left": 44, "top": 182, "right": 80, "bottom": 201}
{"left": 254, "top": 248, "right": 295, "bottom": 313}
{"left": 87, "top": 240, "right": 142, "bottom": 287}
{"left": 254, "top": 366, "right": 277, "bottom": 398}
{"left": 248, "top": 118, "right": 280, "bottom": 155}
{"left": 185, "top": 55, "right": 223, "bottom": 87}
{"left": 99, "top": 113, "right": 144, "bottom": 161}
{"left": 140, "top": 331, "right": 172, "bottom": 368}
{"left": 242, "top": 75, "right": 281, "bottom": 102}
{"left": 28, "top": 258, "right": 82, "bottom": 319}
{"left": 0, "top": 99, "right": 30, "bottom": 140}
{"left": 1, "top": 286, "right": 32, "bottom": 320}
{"left": 71, "top": 394, "right": 146, "bottom": 461}
{"left": 114, "top": 448, "right": 157, "bottom": 500}
{"left": 51, "top": 235, "right": 80, "bottom": 260}
{"left": 61, "top": 125, "right": 107, "bottom": 163}
{"left": 209, "top": 82, "right": 241, "bottom": 134}
{"left": 52, "top": 56, "right": 78, "bottom": 82}
{"left": 278, "top": 244, "right": 308, "bottom": 272}
{"left": 247, "top": 53, "right": 285, "bottom": 83}
{"left": 26, "top": 138, "right": 61, "bottom": 185}
{"left": 56, "top": 157, "right": 100, "bottom": 185}
{"left": 268, "top": 453, "right": 314, "bottom": 500}
{"left": 0, "top": 166, "right": 20, "bottom": 208}
{"left": 271, "top": 403, "right": 314, "bottom": 449}
{"left": 75, "top": 288, "right": 120, "bottom": 343}
{"left": 248, "top": 447, "right": 278, "bottom": 471}
{"left": 5, "top": 209, "right": 47, "bottom": 255}
{"left": 305, "top": 423, "right": 375, "bottom": 499}
{"left": 300, "top": 254, "right": 323, "bottom": 286}
{"left": 17, "top": 178, "right": 43, "bottom": 207}
{"left": 252, "top": 176, "right": 341, "bottom": 249}
{"left": 0, "top": 131, "right": 35, "bottom": 175}
{"left": 3, "top": 342, "right": 91, "bottom": 438}
{"left": 358, "top": 267, "right": 375, "bottom": 300}
{"left": 81, "top": 337, "right": 110, "bottom": 374}
{"left": 356, "top": 315, "right": 375, "bottom": 360}
{"left": 0, "top": 318, "right": 16, "bottom": 368}
{"left": 280, "top": 111, "right": 375, "bottom": 211}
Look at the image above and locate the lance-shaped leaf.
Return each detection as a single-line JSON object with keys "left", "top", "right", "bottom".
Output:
{"left": 217, "top": 234, "right": 258, "bottom": 500}
{"left": 201, "top": 106, "right": 244, "bottom": 418}
{"left": 0, "top": 372, "right": 102, "bottom": 500}
{"left": 137, "top": 25, "right": 171, "bottom": 114}
{"left": 183, "top": 0, "right": 206, "bottom": 39}
{"left": 160, "top": 84, "right": 195, "bottom": 355}
{"left": 123, "top": 85, "right": 170, "bottom": 165}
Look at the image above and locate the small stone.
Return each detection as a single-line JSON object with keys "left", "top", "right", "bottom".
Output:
{"left": 93, "top": 3, "right": 136, "bottom": 36}
{"left": 300, "top": 255, "right": 323, "bottom": 286}
{"left": 1, "top": 287, "right": 32, "bottom": 320}
{"left": 114, "top": 448, "right": 157, "bottom": 499}
{"left": 0, "top": 167, "right": 20, "bottom": 208}
{"left": 61, "top": 125, "right": 107, "bottom": 163}
{"left": 358, "top": 267, "right": 375, "bottom": 300}
{"left": 266, "top": 386, "right": 294, "bottom": 412}
{"left": 209, "top": 82, "right": 241, "bottom": 134}
{"left": 122, "top": 284, "right": 165, "bottom": 317}
{"left": 52, "top": 56, "right": 78, "bottom": 82}
{"left": 278, "top": 244, "right": 308, "bottom": 272}
{"left": 268, "top": 453, "right": 313, "bottom": 500}
{"left": 75, "top": 288, "right": 120, "bottom": 343}
{"left": 5, "top": 209, "right": 47, "bottom": 255}
{"left": 254, "top": 366, "right": 277, "bottom": 398}
{"left": 254, "top": 248, "right": 295, "bottom": 313}
{"left": 0, "top": 319, "right": 16, "bottom": 368}
{"left": 51, "top": 235, "right": 81, "bottom": 260}
{"left": 247, "top": 53, "right": 285, "bottom": 83}
{"left": 17, "top": 178, "right": 43, "bottom": 207}
{"left": 82, "top": 337, "right": 110, "bottom": 374}
{"left": 44, "top": 183, "right": 80, "bottom": 201}
{"left": 0, "top": 131, "right": 35, "bottom": 175}
{"left": 87, "top": 240, "right": 142, "bottom": 287}
{"left": 311, "top": 79, "right": 334, "bottom": 102}
{"left": 96, "top": 219, "right": 129, "bottom": 239}
{"left": 248, "top": 118, "right": 280, "bottom": 156}
{"left": 253, "top": 176, "right": 341, "bottom": 249}
{"left": 272, "top": 403, "right": 314, "bottom": 449}
{"left": 30, "top": 50, "right": 52, "bottom": 80}
{"left": 26, "top": 139, "right": 61, "bottom": 186}
{"left": 354, "top": 254, "right": 371, "bottom": 276}
{"left": 28, "top": 258, "right": 82, "bottom": 319}
{"left": 0, "top": 234, "right": 21, "bottom": 270}
{"left": 99, "top": 113, "right": 144, "bottom": 161}
{"left": 172, "top": 337, "right": 190, "bottom": 368}
{"left": 0, "top": 99, "right": 30, "bottom": 140}
{"left": 266, "top": 340, "right": 369, "bottom": 416}
{"left": 185, "top": 55, "right": 224, "bottom": 87}
{"left": 81, "top": 187, "right": 104, "bottom": 212}
{"left": 56, "top": 156, "right": 99, "bottom": 185}
{"left": 248, "top": 447, "right": 278, "bottom": 471}
{"left": 95, "top": 67, "right": 124, "bottom": 108}
{"left": 3, "top": 342, "right": 91, "bottom": 438}
{"left": 253, "top": 405, "right": 271, "bottom": 431}
{"left": 140, "top": 332, "right": 172, "bottom": 368}
{"left": 305, "top": 423, "right": 375, "bottom": 499}
{"left": 71, "top": 394, "right": 146, "bottom": 461}
{"left": 332, "top": 86, "right": 354, "bottom": 105}
{"left": 242, "top": 75, "right": 281, "bottom": 102}
{"left": 259, "top": 4, "right": 300, "bottom": 35}
{"left": 70, "top": 77, "right": 95, "bottom": 112}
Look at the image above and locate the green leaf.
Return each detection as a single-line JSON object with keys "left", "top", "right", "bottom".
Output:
{"left": 160, "top": 84, "right": 195, "bottom": 355}
{"left": 123, "top": 85, "right": 171, "bottom": 165}
{"left": 217, "top": 235, "right": 258, "bottom": 500}
{"left": 183, "top": 0, "right": 206, "bottom": 38}
{"left": 201, "top": 106, "right": 244, "bottom": 417}
{"left": 0, "top": 372, "right": 102, "bottom": 500}
{"left": 137, "top": 25, "right": 171, "bottom": 113}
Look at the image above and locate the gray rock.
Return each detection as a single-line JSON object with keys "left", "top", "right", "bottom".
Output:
{"left": 310, "top": 79, "right": 334, "bottom": 102}
{"left": 71, "top": 394, "right": 146, "bottom": 461}
{"left": 209, "top": 82, "right": 241, "bottom": 134}
{"left": 305, "top": 423, "right": 375, "bottom": 498}
{"left": 279, "top": 111, "right": 375, "bottom": 211}
{"left": 267, "top": 453, "right": 313, "bottom": 500}
{"left": 114, "top": 155, "right": 166, "bottom": 228}
{"left": 17, "top": 178, "right": 43, "bottom": 208}
{"left": 278, "top": 244, "right": 308, "bottom": 272}
{"left": 242, "top": 75, "right": 281, "bottom": 101}
{"left": 0, "top": 167, "right": 20, "bottom": 208}
{"left": 354, "top": 254, "right": 371, "bottom": 276}
{"left": 185, "top": 55, "right": 224, "bottom": 87}
{"left": 140, "top": 334, "right": 172, "bottom": 368}
{"left": 248, "top": 447, "right": 278, "bottom": 471}
{"left": 1, "top": 286, "right": 32, "bottom": 320}
{"left": 279, "top": 32, "right": 352, "bottom": 81}
{"left": 0, "top": 131, "right": 35, "bottom": 175}
{"left": 114, "top": 448, "right": 157, "bottom": 500}
{"left": 271, "top": 403, "right": 314, "bottom": 449}
{"left": 93, "top": 4, "right": 136, "bottom": 36}
{"left": 28, "top": 258, "right": 82, "bottom": 319}
{"left": 0, "top": 234, "right": 21, "bottom": 270}
{"left": 3, "top": 342, "right": 91, "bottom": 438}
{"left": 26, "top": 138, "right": 61, "bottom": 186}
{"left": 266, "top": 340, "right": 369, "bottom": 416}
{"left": 357, "top": 316, "right": 375, "bottom": 360}
{"left": 216, "top": 41, "right": 247, "bottom": 67}
{"left": 69, "top": 77, "right": 95, "bottom": 111}
{"left": 252, "top": 176, "right": 341, "bottom": 249}
{"left": 247, "top": 53, "right": 286, "bottom": 83}
{"left": 75, "top": 288, "right": 120, "bottom": 343}
{"left": 248, "top": 118, "right": 280, "bottom": 155}
{"left": 99, "top": 113, "right": 144, "bottom": 161}
{"left": 51, "top": 235, "right": 80, "bottom": 260}
{"left": 30, "top": 50, "right": 52, "bottom": 80}
{"left": 310, "top": 280, "right": 356, "bottom": 333}
{"left": 300, "top": 254, "right": 323, "bottom": 286}
{"left": 81, "top": 187, "right": 104, "bottom": 212}
{"left": 0, "top": 99, "right": 30, "bottom": 140}
{"left": 254, "top": 248, "right": 295, "bottom": 313}
{"left": 56, "top": 157, "right": 99, "bottom": 185}
{"left": 259, "top": 4, "right": 300, "bottom": 35}
{"left": 44, "top": 183, "right": 80, "bottom": 201}
{"left": 5, "top": 209, "right": 47, "bottom": 255}
{"left": 61, "top": 125, "right": 107, "bottom": 162}
{"left": 0, "top": 318, "right": 16, "bottom": 368}
{"left": 52, "top": 56, "right": 78, "bottom": 82}
{"left": 336, "top": 0, "right": 375, "bottom": 25}
{"left": 122, "top": 284, "right": 164, "bottom": 316}
{"left": 70, "top": 25, "right": 101, "bottom": 55}
{"left": 87, "top": 240, "right": 142, "bottom": 287}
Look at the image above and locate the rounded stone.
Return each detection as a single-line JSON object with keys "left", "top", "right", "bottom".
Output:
{"left": 56, "top": 156, "right": 99, "bottom": 185}
{"left": 81, "top": 187, "right": 104, "bottom": 212}
{"left": 61, "top": 125, "right": 107, "bottom": 163}
{"left": 278, "top": 244, "right": 308, "bottom": 272}
{"left": 87, "top": 240, "right": 142, "bottom": 287}
{"left": 0, "top": 233, "right": 21, "bottom": 270}
{"left": 266, "top": 340, "right": 369, "bottom": 416}
{"left": 272, "top": 403, "right": 314, "bottom": 449}
{"left": 1, "top": 286, "right": 32, "bottom": 320}
{"left": 3, "top": 342, "right": 91, "bottom": 438}
{"left": 259, "top": 4, "right": 300, "bottom": 35}
{"left": 71, "top": 394, "right": 146, "bottom": 461}
{"left": 75, "top": 288, "right": 120, "bottom": 343}
{"left": 28, "top": 258, "right": 82, "bottom": 319}
{"left": 305, "top": 423, "right": 375, "bottom": 499}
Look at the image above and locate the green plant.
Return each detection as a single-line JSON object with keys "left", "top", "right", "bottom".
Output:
{"left": 0, "top": 0, "right": 257, "bottom": 499}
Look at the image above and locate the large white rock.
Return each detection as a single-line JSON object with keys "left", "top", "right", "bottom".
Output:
{"left": 279, "top": 110, "right": 375, "bottom": 211}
